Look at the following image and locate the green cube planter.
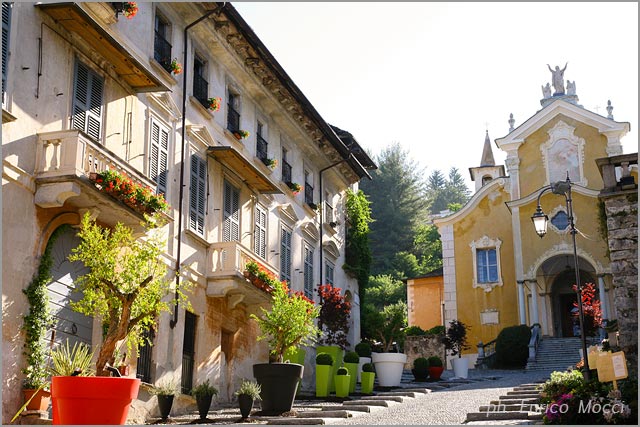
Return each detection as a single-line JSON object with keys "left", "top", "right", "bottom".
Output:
{"left": 344, "top": 362, "right": 359, "bottom": 393}
{"left": 316, "top": 346, "right": 343, "bottom": 393}
{"left": 315, "top": 364, "right": 331, "bottom": 397}
{"left": 360, "top": 371, "right": 375, "bottom": 394}
{"left": 334, "top": 374, "right": 350, "bottom": 398}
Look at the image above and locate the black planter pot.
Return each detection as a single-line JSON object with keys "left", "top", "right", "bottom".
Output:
{"left": 238, "top": 394, "right": 254, "bottom": 418}
{"left": 411, "top": 368, "right": 429, "bottom": 382}
{"left": 196, "top": 394, "right": 214, "bottom": 420}
{"left": 157, "top": 395, "right": 174, "bottom": 420}
{"left": 253, "top": 363, "right": 303, "bottom": 414}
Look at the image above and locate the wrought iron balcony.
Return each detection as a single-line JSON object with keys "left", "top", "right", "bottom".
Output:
{"left": 256, "top": 135, "right": 268, "bottom": 161}
{"left": 282, "top": 161, "right": 292, "bottom": 184}
{"left": 227, "top": 105, "right": 240, "bottom": 133}
{"left": 193, "top": 73, "right": 209, "bottom": 108}
{"left": 207, "top": 241, "right": 278, "bottom": 307}
{"left": 304, "top": 183, "right": 314, "bottom": 206}
{"left": 154, "top": 31, "right": 173, "bottom": 74}
{"left": 34, "top": 129, "right": 163, "bottom": 229}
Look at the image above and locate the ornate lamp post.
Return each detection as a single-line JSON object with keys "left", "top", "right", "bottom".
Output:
{"left": 531, "top": 175, "right": 590, "bottom": 379}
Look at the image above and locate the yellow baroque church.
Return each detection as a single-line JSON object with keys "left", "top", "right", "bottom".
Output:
{"left": 432, "top": 69, "right": 634, "bottom": 367}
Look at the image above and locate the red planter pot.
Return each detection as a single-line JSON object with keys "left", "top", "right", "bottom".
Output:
{"left": 51, "top": 376, "right": 140, "bottom": 425}
{"left": 23, "top": 388, "right": 51, "bottom": 411}
{"left": 428, "top": 366, "right": 444, "bottom": 381}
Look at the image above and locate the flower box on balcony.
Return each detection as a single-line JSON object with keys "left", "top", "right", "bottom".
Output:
{"left": 89, "top": 170, "right": 170, "bottom": 216}
{"left": 287, "top": 182, "right": 302, "bottom": 195}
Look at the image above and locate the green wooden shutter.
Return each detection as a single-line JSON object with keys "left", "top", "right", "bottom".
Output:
{"left": 189, "top": 154, "right": 206, "bottom": 235}
{"left": 2, "top": 3, "right": 11, "bottom": 98}
{"left": 254, "top": 205, "right": 267, "bottom": 259}
{"left": 223, "top": 181, "right": 240, "bottom": 242}
{"left": 72, "top": 62, "right": 103, "bottom": 141}
{"left": 280, "top": 227, "right": 291, "bottom": 284}
{"left": 150, "top": 119, "right": 169, "bottom": 195}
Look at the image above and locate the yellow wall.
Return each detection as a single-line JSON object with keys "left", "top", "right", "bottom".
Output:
{"left": 517, "top": 116, "right": 608, "bottom": 197}
{"left": 407, "top": 275, "right": 444, "bottom": 330}
{"left": 452, "top": 184, "right": 518, "bottom": 352}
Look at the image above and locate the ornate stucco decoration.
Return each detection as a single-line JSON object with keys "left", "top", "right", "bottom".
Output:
{"left": 540, "top": 121, "right": 587, "bottom": 186}
{"left": 525, "top": 242, "right": 606, "bottom": 279}
{"left": 469, "top": 235, "right": 503, "bottom": 292}
{"left": 277, "top": 203, "right": 300, "bottom": 225}
{"left": 480, "top": 309, "right": 500, "bottom": 325}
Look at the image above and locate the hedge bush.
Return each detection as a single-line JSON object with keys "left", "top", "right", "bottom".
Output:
{"left": 495, "top": 325, "right": 531, "bottom": 368}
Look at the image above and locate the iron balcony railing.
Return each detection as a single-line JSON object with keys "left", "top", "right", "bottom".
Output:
{"left": 227, "top": 105, "right": 240, "bottom": 133}
{"left": 154, "top": 31, "right": 172, "bottom": 73}
{"left": 282, "top": 161, "right": 292, "bottom": 184}
{"left": 305, "top": 183, "right": 314, "bottom": 206}
{"left": 193, "top": 73, "right": 209, "bottom": 108}
{"left": 256, "top": 134, "right": 268, "bottom": 162}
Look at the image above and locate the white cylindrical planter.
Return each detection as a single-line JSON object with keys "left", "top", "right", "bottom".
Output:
{"left": 452, "top": 357, "right": 469, "bottom": 379}
{"left": 371, "top": 352, "right": 407, "bottom": 387}
{"left": 357, "top": 357, "right": 371, "bottom": 382}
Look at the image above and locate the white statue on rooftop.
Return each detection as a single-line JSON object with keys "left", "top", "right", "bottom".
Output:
{"left": 541, "top": 83, "right": 552, "bottom": 98}
{"left": 567, "top": 80, "right": 576, "bottom": 95}
{"left": 547, "top": 62, "right": 568, "bottom": 95}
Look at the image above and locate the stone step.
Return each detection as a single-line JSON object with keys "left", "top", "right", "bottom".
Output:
{"left": 375, "top": 391, "right": 419, "bottom": 397}
{"left": 499, "top": 395, "right": 540, "bottom": 400}
{"left": 266, "top": 418, "right": 325, "bottom": 425}
{"left": 295, "top": 410, "right": 351, "bottom": 419}
{"left": 321, "top": 405, "right": 370, "bottom": 413}
{"left": 396, "top": 387, "right": 433, "bottom": 393}
{"left": 480, "top": 403, "right": 544, "bottom": 412}
{"left": 490, "top": 399, "right": 540, "bottom": 406}
{"left": 506, "top": 391, "right": 541, "bottom": 396}
{"left": 466, "top": 412, "right": 532, "bottom": 422}
{"left": 364, "top": 395, "right": 406, "bottom": 402}
{"left": 342, "top": 400, "right": 389, "bottom": 407}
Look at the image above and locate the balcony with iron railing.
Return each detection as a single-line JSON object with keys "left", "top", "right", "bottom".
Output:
{"left": 206, "top": 241, "right": 277, "bottom": 307}
{"left": 304, "top": 183, "right": 314, "bottom": 207}
{"left": 34, "top": 129, "right": 165, "bottom": 230}
{"left": 227, "top": 105, "right": 240, "bottom": 134}
{"left": 256, "top": 135, "right": 268, "bottom": 163}
{"left": 193, "top": 73, "right": 209, "bottom": 108}
{"left": 282, "top": 161, "right": 293, "bottom": 185}
{"left": 154, "top": 30, "right": 173, "bottom": 74}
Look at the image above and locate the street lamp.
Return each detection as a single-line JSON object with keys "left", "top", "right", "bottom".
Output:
{"left": 530, "top": 174, "right": 590, "bottom": 379}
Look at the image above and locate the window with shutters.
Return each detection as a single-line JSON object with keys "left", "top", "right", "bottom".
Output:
{"left": 280, "top": 227, "right": 292, "bottom": 284}
{"left": 303, "top": 243, "right": 314, "bottom": 299}
{"left": 223, "top": 180, "right": 240, "bottom": 242}
{"left": 325, "top": 261, "right": 335, "bottom": 286}
{"left": 2, "top": 2, "right": 11, "bottom": 103}
{"left": 254, "top": 205, "right": 267, "bottom": 260}
{"left": 149, "top": 118, "right": 169, "bottom": 195}
{"left": 193, "top": 55, "right": 208, "bottom": 107}
{"left": 189, "top": 154, "right": 207, "bottom": 236}
{"left": 72, "top": 61, "right": 104, "bottom": 142}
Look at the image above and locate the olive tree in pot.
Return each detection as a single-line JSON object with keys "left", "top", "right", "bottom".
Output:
{"left": 364, "top": 301, "right": 408, "bottom": 387}
{"left": 191, "top": 379, "right": 218, "bottom": 421}
{"left": 235, "top": 379, "right": 262, "bottom": 419}
{"left": 49, "top": 213, "right": 192, "bottom": 424}
{"left": 249, "top": 268, "right": 320, "bottom": 414}
{"left": 443, "top": 320, "right": 470, "bottom": 378}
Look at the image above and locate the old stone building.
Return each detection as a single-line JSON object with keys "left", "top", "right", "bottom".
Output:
{"left": 2, "top": 2, "right": 375, "bottom": 422}
{"left": 430, "top": 66, "right": 635, "bottom": 368}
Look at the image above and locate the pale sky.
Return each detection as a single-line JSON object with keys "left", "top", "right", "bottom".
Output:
{"left": 232, "top": 2, "right": 638, "bottom": 191}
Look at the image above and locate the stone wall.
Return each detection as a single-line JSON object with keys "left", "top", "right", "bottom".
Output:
{"left": 404, "top": 335, "right": 446, "bottom": 369}
{"left": 597, "top": 153, "right": 638, "bottom": 367}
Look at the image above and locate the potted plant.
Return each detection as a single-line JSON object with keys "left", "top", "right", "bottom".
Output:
{"left": 287, "top": 182, "right": 302, "bottom": 195}
{"left": 233, "top": 129, "right": 250, "bottom": 140}
{"left": 315, "top": 352, "right": 333, "bottom": 397}
{"left": 443, "top": 319, "right": 470, "bottom": 379}
{"left": 169, "top": 58, "right": 182, "bottom": 75}
{"left": 316, "top": 283, "right": 351, "bottom": 392}
{"left": 360, "top": 363, "right": 376, "bottom": 395}
{"left": 191, "top": 379, "right": 218, "bottom": 421}
{"left": 334, "top": 367, "right": 350, "bottom": 398}
{"left": 122, "top": 2, "right": 138, "bottom": 19}
{"left": 249, "top": 274, "right": 320, "bottom": 414}
{"left": 411, "top": 357, "right": 430, "bottom": 382}
{"left": 262, "top": 157, "right": 277, "bottom": 169}
{"left": 149, "top": 380, "right": 180, "bottom": 421}
{"left": 343, "top": 351, "right": 360, "bottom": 393}
{"left": 47, "top": 213, "right": 191, "bottom": 424}
{"left": 355, "top": 342, "right": 372, "bottom": 383}
{"left": 235, "top": 379, "right": 262, "bottom": 419}
{"left": 427, "top": 356, "right": 444, "bottom": 381}
{"left": 366, "top": 301, "right": 408, "bottom": 387}
{"left": 207, "top": 97, "right": 222, "bottom": 112}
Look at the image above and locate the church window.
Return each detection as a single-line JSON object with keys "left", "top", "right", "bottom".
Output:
{"left": 469, "top": 235, "right": 503, "bottom": 292}
{"left": 476, "top": 249, "right": 498, "bottom": 283}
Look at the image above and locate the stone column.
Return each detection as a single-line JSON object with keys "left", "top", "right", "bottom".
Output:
{"left": 517, "top": 280, "right": 526, "bottom": 325}
{"left": 597, "top": 275, "right": 609, "bottom": 321}
{"left": 528, "top": 280, "right": 540, "bottom": 325}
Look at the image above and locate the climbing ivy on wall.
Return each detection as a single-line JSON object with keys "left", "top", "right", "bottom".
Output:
{"left": 22, "top": 224, "right": 69, "bottom": 389}
{"left": 343, "top": 189, "right": 373, "bottom": 290}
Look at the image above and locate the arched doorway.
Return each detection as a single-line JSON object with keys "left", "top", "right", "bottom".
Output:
{"left": 46, "top": 226, "right": 93, "bottom": 349}
{"left": 550, "top": 263, "right": 596, "bottom": 338}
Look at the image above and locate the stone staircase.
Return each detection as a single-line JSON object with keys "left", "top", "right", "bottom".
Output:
{"left": 525, "top": 337, "right": 584, "bottom": 372}
{"left": 465, "top": 382, "right": 545, "bottom": 425}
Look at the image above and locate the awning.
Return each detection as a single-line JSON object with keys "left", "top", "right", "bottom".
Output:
{"left": 38, "top": 3, "right": 168, "bottom": 93}
{"left": 207, "top": 146, "right": 283, "bottom": 194}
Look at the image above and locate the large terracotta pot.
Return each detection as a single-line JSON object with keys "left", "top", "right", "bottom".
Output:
{"left": 22, "top": 388, "right": 51, "bottom": 411}
{"left": 253, "top": 363, "right": 303, "bottom": 414}
{"left": 51, "top": 376, "right": 140, "bottom": 425}
{"left": 371, "top": 352, "right": 407, "bottom": 387}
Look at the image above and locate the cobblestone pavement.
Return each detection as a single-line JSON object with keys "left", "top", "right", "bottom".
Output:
{"left": 149, "top": 369, "right": 554, "bottom": 425}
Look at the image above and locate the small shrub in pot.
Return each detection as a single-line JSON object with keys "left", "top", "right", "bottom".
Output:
{"left": 362, "top": 363, "right": 375, "bottom": 373}
{"left": 411, "top": 357, "right": 430, "bottom": 381}
{"left": 315, "top": 352, "right": 334, "bottom": 366}
{"left": 355, "top": 342, "right": 372, "bottom": 358}
{"left": 344, "top": 351, "right": 360, "bottom": 364}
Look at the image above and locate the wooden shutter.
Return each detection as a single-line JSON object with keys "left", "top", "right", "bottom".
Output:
{"left": 223, "top": 181, "right": 239, "bottom": 242}
{"left": 189, "top": 154, "right": 206, "bottom": 235}
{"left": 254, "top": 205, "right": 267, "bottom": 259}
{"left": 303, "top": 244, "right": 314, "bottom": 298}
{"left": 72, "top": 62, "right": 103, "bottom": 141}
{"left": 280, "top": 227, "right": 291, "bottom": 284}
{"left": 2, "top": 3, "right": 11, "bottom": 98}
{"left": 150, "top": 119, "right": 169, "bottom": 195}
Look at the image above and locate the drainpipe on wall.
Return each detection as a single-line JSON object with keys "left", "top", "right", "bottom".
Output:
{"left": 171, "top": 4, "right": 225, "bottom": 329}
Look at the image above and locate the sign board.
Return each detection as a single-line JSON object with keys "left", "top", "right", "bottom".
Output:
{"left": 597, "top": 351, "right": 628, "bottom": 382}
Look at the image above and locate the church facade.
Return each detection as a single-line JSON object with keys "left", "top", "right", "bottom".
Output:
{"left": 433, "top": 68, "right": 633, "bottom": 366}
